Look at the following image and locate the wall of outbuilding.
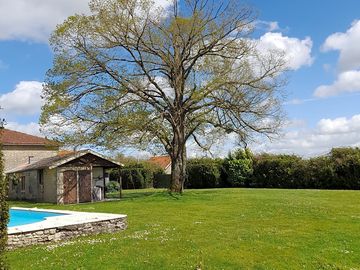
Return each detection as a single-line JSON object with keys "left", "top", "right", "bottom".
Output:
{"left": 43, "top": 168, "right": 57, "bottom": 203}
{"left": 8, "top": 170, "right": 39, "bottom": 201}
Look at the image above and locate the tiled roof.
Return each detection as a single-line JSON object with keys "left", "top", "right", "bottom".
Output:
{"left": 6, "top": 150, "right": 122, "bottom": 174}
{"left": 149, "top": 155, "right": 171, "bottom": 170}
{"left": 0, "top": 128, "right": 56, "bottom": 146}
{"left": 58, "top": 150, "right": 75, "bottom": 156}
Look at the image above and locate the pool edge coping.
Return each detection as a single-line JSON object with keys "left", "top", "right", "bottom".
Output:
{"left": 8, "top": 207, "right": 127, "bottom": 235}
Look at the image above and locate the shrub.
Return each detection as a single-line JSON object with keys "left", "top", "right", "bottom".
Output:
{"left": 224, "top": 149, "right": 253, "bottom": 187}
{"left": 153, "top": 174, "right": 171, "bottom": 188}
{"left": 105, "top": 181, "right": 120, "bottom": 193}
{"left": 0, "top": 145, "right": 8, "bottom": 269}
{"left": 306, "top": 156, "right": 336, "bottom": 189}
{"left": 329, "top": 147, "right": 360, "bottom": 189}
{"left": 252, "top": 154, "right": 306, "bottom": 188}
{"left": 110, "top": 161, "right": 163, "bottom": 189}
{"left": 251, "top": 148, "right": 360, "bottom": 190}
{"left": 186, "top": 158, "right": 223, "bottom": 188}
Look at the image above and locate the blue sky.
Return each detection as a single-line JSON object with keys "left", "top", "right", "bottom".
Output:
{"left": 0, "top": 0, "right": 360, "bottom": 157}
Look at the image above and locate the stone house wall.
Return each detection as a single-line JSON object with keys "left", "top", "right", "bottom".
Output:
{"left": 3, "top": 145, "right": 58, "bottom": 172}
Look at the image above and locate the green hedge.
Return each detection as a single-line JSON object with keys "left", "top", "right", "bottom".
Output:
{"left": 110, "top": 161, "right": 163, "bottom": 189}
{"left": 105, "top": 181, "right": 120, "bottom": 193}
{"left": 0, "top": 145, "right": 8, "bottom": 269}
{"left": 185, "top": 147, "right": 360, "bottom": 190}
{"left": 185, "top": 158, "right": 224, "bottom": 188}
{"left": 153, "top": 174, "right": 171, "bottom": 188}
{"left": 252, "top": 154, "right": 307, "bottom": 188}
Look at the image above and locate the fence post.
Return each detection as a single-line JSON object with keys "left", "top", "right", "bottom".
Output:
{"left": 118, "top": 167, "right": 122, "bottom": 199}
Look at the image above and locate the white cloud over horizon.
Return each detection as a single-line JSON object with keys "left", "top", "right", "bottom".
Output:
{"left": 257, "top": 32, "right": 313, "bottom": 70}
{"left": 0, "top": 81, "right": 44, "bottom": 116}
{"left": 187, "top": 114, "right": 360, "bottom": 158}
{"left": 252, "top": 114, "right": 360, "bottom": 157}
{"left": 5, "top": 121, "right": 42, "bottom": 137}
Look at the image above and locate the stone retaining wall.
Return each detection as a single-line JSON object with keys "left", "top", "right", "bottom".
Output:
{"left": 8, "top": 216, "right": 127, "bottom": 249}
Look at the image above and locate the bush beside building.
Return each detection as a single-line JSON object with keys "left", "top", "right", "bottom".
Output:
{"left": 0, "top": 145, "right": 8, "bottom": 269}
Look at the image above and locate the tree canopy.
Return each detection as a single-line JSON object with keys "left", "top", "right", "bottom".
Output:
{"left": 41, "top": 0, "right": 287, "bottom": 192}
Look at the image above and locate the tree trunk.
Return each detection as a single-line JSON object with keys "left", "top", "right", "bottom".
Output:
{"left": 169, "top": 128, "right": 187, "bottom": 193}
{"left": 169, "top": 146, "right": 186, "bottom": 193}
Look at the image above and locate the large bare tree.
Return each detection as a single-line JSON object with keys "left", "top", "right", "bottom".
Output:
{"left": 41, "top": 0, "right": 286, "bottom": 193}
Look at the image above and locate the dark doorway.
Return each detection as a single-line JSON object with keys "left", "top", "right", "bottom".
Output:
{"left": 79, "top": 170, "right": 92, "bottom": 203}
{"left": 63, "top": 170, "right": 77, "bottom": 204}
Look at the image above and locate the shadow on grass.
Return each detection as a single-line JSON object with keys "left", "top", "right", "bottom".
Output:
{"left": 8, "top": 189, "right": 183, "bottom": 208}
{"left": 106, "top": 188, "right": 182, "bottom": 201}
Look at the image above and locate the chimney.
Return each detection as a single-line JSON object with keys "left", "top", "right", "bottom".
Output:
{"left": 0, "top": 118, "right": 6, "bottom": 129}
{"left": 28, "top": 156, "right": 34, "bottom": 164}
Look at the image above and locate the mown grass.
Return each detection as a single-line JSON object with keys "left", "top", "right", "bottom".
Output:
{"left": 7, "top": 188, "right": 360, "bottom": 269}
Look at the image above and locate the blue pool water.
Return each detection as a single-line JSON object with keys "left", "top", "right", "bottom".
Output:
{"left": 8, "top": 209, "right": 65, "bottom": 227}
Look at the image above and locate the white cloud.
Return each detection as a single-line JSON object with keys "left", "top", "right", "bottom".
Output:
{"left": 5, "top": 122, "right": 42, "bottom": 137}
{"left": 186, "top": 115, "right": 360, "bottom": 158}
{"left": 0, "top": 81, "right": 44, "bottom": 116}
{"left": 314, "top": 70, "right": 360, "bottom": 97}
{"left": 255, "top": 21, "right": 280, "bottom": 32}
{"left": 317, "top": 115, "right": 360, "bottom": 134}
{"left": 322, "top": 20, "right": 360, "bottom": 72}
{"left": 0, "top": 0, "right": 90, "bottom": 42}
{"left": 315, "top": 21, "right": 360, "bottom": 98}
{"left": 284, "top": 98, "right": 316, "bottom": 105}
{"left": 257, "top": 32, "right": 313, "bottom": 70}
{"left": 0, "top": 0, "right": 174, "bottom": 43}
{"left": 251, "top": 114, "right": 360, "bottom": 157}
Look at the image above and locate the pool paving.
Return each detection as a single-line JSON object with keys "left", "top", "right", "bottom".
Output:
{"left": 8, "top": 207, "right": 127, "bottom": 249}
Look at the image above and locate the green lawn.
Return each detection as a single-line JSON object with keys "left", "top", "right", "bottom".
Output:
{"left": 7, "top": 188, "right": 360, "bottom": 270}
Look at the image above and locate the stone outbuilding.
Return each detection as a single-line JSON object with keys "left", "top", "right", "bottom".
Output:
{"left": 7, "top": 150, "right": 121, "bottom": 204}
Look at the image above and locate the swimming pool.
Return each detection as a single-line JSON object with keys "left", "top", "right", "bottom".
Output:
{"left": 8, "top": 207, "right": 127, "bottom": 249}
{"left": 8, "top": 209, "right": 65, "bottom": 227}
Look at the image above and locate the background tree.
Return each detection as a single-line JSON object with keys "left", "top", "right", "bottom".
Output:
{"left": 0, "top": 141, "right": 8, "bottom": 269}
{"left": 41, "top": 0, "right": 287, "bottom": 193}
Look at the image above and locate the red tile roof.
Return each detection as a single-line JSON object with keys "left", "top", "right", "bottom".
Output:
{"left": 149, "top": 155, "right": 171, "bottom": 170}
{"left": 58, "top": 150, "right": 75, "bottom": 156}
{"left": 0, "top": 128, "right": 56, "bottom": 146}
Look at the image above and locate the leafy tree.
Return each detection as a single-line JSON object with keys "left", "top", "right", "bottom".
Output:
{"left": 224, "top": 148, "right": 253, "bottom": 187}
{"left": 41, "top": 0, "right": 287, "bottom": 192}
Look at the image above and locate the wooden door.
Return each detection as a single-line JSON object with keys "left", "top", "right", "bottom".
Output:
{"left": 79, "top": 170, "right": 92, "bottom": 203}
{"left": 63, "top": 170, "right": 77, "bottom": 204}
